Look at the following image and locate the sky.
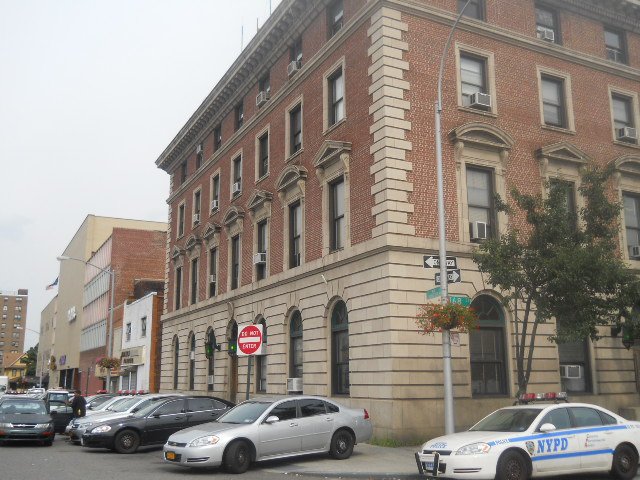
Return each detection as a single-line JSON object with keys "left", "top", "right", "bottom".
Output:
{"left": 0, "top": 0, "right": 282, "bottom": 350}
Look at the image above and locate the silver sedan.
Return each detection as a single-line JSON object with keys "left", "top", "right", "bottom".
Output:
{"left": 162, "top": 395, "right": 372, "bottom": 473}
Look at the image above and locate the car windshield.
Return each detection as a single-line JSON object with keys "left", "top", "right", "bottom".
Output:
{"left": 216, "top": 401, "right": 272, "bottom": 424}
{"left": 133, "top": 397, "right": 172, "bottom": 417}
{"left": 469, "top": 408, "right": 542, "bottom": 432}
{"left": 1, "top": 400, "right": 47, "bottom": 415}
{"left": 108, "top": 397, "right": 140, "bottom": 412}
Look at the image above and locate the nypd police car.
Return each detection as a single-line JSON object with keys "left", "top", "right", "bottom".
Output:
{"left": 415, "top": 393, "right": 640, "bottom": 480}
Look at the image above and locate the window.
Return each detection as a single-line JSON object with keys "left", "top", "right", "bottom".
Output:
{"left": 257, "top": 318, "right": 268, "bottom": 392}
{"left": 612, "top": 94, "right": 636, "bottom": 144}
{"left": 189, "top": 333, "right": 196, "bottom": 390}
{"left": 156, "top": 399, "right": 184, "bottom": 416}
{"left": 538, "top": 408, "right": 571, "bottom": 430}
{"left": 196, "top": 144, "right": 203, "bottom": 170}
{"left": 558, "top": 336, "right": 591, "bottom": 393}
{"left": 209, "top": 247, "right": 218, "bottom": 297}
{"left": 460, "top": 54, "right": 487, "bottom": 108}
{"left": 235, "top": 102, "right": 244, "bottom": 131}
{"left": 193, "top": 190, "right": 201, "bottom": 224}
{"left": 231, "top": 235, "right": 240, "bottom": 290}
{"left": 125, "top": 323, "right": 131, "bottom": 341}
{"left": 232, "top": 155, "right": 242, "bottom": 196}
{"left": 550, "top": 179, "right": 577, "bottom": 229}
{"left": 258, "top": 132, "right": 269, "bottom": 179}
{"left": 207, "top": 329, "right": 216, "bottom": 391}
{"left": 328, "top": 68, "right": 344, "bottom": 126}
{"left": 605, "top": 28, "right": 626, "bottom": 64}
{"left": 289, "top": 202, "right": 302, "bottom": 268}
{"left": 256, "top": 220, "right": 267, "bottom": 280}
{"left": 467, "top": 166, "right": 495, "bottom": 240}
{"left": 211, "top": 174, "right": 220, "bottom": 211}
{"left": 173, "top": 337, "right": 179, "bottom": 389}
{"left": 536, "top": 5, "right": 560, "bottom": 43}
{"left": 328, "top": 0, "right": 343, "bottom": 38}
{"left": 570, "top": 407, "right": 602, "bottom": 427}
{"left": 178, "top": 203, "right": 185, "bottom": 237}
{"left": 140, "top": 317, "right": 147, "bottom": 337}
{"left": 259, "top": 74, "right": 270, "bottom": 96}
{"left": 541, "top": 75, "right": 566, "bottom": 128}
{"left": 213, "top": 124, "right": 222, "bottom": 151}
{"left": 329, "top": 177, "right": 345, "bottom": 251}
{"left": 190, "top": 257, "right": 199, "bottom": 305}
{"left": 290, "top": 104, "right": 302, "bottom": 155}
{"left": 180, "top": 161, "right": 187, "bottom": 184}
{"left": 175, "top": 267, "right": 183, "bottom": 310}
{"left": 290, "top": 37, "right": 303, "bottom": 65}
{"left": 458, "top": 0, "right": 484, "bottom": 20}
{"left": 290, "top": 310, "right": 303, "bottom": 378}
{"left": 469, "top": 295, "right": 508, "bottom": 396}
{"left": 269, "top": 400, "right": 297, "bottom": 421}
{"left": 331, "top": 300, "right": 349, "bottom": 395}
{"left": 188, "top": 398, "right": 217, "bottom": 412}
{"left": 624, "top": 194, "right": 640, "bottom": 257}
{"left": 300, "top": 398, "right": 326, "bottom": 417}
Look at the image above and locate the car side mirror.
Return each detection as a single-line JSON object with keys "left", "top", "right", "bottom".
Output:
{"left": 265, "top": 415, "right": 279, "bottom": 424}
{"left": 539, "top": 423, "right": 556, "bottom": 433}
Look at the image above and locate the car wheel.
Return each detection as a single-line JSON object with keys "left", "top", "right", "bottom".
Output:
{"left": 224, "top": 440, "right": 251, "bottom": 474}
{"left": 114, "top": 429, "right": 140, "bottom": 454}
{"left": 330, "top": 429, "right": 354, "bottom": 460}
{"left": 43, "top": 439, "right": 53, "bottom": 447}
{"left": 496, "top": 450, "right": 529, "bottom": 480}
{"left": 611, "top": 444, "right": 639, "bottom": 480}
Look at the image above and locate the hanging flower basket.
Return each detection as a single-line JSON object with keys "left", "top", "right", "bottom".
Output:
{"left": 97, "top": 357, "right": 120, "bottom": 370}
{"left": 416, "top": 302, "right": 478, "bottom": 335}
{"left": 49, "top": 355, "right": 57, "bottom": 371}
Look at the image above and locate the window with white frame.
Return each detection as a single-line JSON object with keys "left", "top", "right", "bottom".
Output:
{"left": 175, "top": 266, "right": 183, "bottom": 310}
{"left": 535, "top": 4, "right": 560, "bottom": 44}
{"left": 231, "top": 235, "right": 240, "bottom": 290}
{"left": 193, "top": 189, "right": 201, "bottom": 225}
{"left": 256, "top": 220, "right": 267, "bottom": 280}
{"left": 140, "top": 316, "right": 147, "bottom": 337}
{"left": 125, "top": 323, "right": 131, "bottom": 341}
{"left": 258, "top": 132, "right": 269, "bottom": 179}
{"left": 190, "top": 257, "right": 199, "bottom": 305}
{"left": 467, "top": 166, "right": 496, "bottom": 240}
{"left": 177, "top": 203, "right": 185, "bottom": 237}
{"left": 289, "top": 201, "right": 302, "bottom": 268}
{"left": 328, "top": 68, "right": 344, "bottom": 127}
{"left": 209, "top": 247, "right": 218, "bottom": 297}
{"left": 211, "top": 173, "right": 220, "bottom": 212}
{"left": 612, "top": 93, "right": 637, "bottom": 145}
{"left": 232, "top": 155, "right": 242, "bottom": 197}
{"left": 290, "top": 104, "right": 302, "bottom": 155}
{"left": 605, "top": 28, "right": 626, "bottom": 64}
{"left": 328, "top": 0, "right": 343, "bottom": 38}
{"left": 329, "top": 176, "right": 345, "bottom": 251}
{"left": 458, "top": 0, "right": 484, "bottom": 20}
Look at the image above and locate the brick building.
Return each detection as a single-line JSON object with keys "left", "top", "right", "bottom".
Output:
{"left": 156, "top": 0, "right": 640, "bottom": 438}
{"left": 0, "top": 289, "right": 28, "bottom": 369}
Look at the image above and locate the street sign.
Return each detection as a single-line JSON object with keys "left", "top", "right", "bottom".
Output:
{"left": 237, "top": 324, "right": 264, "bottom": 356}
{"left": 423, "top": 255, "right": 458, "bottom": 269}
{"left": 426, "top": 286, "right": 442, "bottom": 299}
{"left": 435, "top": 269, "right": 461, "bottom": 285}
{"left": 449, "top": 295, "right": 471, "bottom": 307}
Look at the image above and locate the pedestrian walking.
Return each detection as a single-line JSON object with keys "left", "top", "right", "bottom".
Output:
{"left": 70, "top": 389, "right": 86, "bottom": 418}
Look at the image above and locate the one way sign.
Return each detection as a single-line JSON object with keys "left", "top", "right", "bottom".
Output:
{"left": 423, "top": 255, "right": 458, "bottom": 269}
{"left": 435, "top": 269, "right": 462, "bottom": 285}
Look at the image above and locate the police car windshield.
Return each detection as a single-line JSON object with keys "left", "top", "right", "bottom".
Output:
{"left": 469, "top": 408, "right": 542, "bottom": 432}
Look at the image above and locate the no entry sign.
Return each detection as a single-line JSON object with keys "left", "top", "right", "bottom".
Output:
{"left": 237, "top": 324, "right": 264, "bottom": 356}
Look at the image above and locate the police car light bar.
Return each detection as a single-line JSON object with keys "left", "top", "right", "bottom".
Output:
{"left": 517, "top": 391, "right": 568, "bottom": 404}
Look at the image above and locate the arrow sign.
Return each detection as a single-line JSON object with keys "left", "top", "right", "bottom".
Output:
{"left": 423, "top": 255, "right": 458, "bottom": 269}
{"left": 435, "top": 269, "right": 461, "bottom": 285}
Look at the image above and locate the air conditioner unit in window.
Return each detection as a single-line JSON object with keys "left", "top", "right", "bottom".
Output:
{"left": 630, "top": 245, "right": 640, "bottom": 259}
{"left": 469, "top": 92, "right": 492, "bottom": 109}
{"left": 536, "top": 26, "right": 555, "bottom": 42}
{"left": 286, "top": 377, "right": 303, "bottom": 392}
{"left": 196, "top": 143, "right": 203, "bottom": 154}
{"left": 287, "top": 60, "right": 301, "bottom": 77}
{"left": 617, "top": 127, "right": 637, "bottom": 142}
{"left": 209, "top": 274, "right": 216, "bottom": 283}
{"left": 253, "top": 252, "right": 267, "bottom": 264}
{"left": 256, "top": 90, "right": 270, "bottom": 107}
{"left": 193, "top": 213, "right": 200, "bottom": 224}
{"left": 232, "top": 182, "right": 242, "bottom": 195}
{"left": 607, "top": 48, "right": 624, "bottom": 63}
{"left": 560, "top": 364, "right": 582, "bottom": 379}
{"left": 189, "top": 351, "right": 195, "bottom": 360}
{"left": 207, "top": 375, "right": 214, "bottom": 385}
{"left": 470, "top": 221, "right": 488, "bottom": 241}
{"left": 211, "top": 199, "right": 219, "bottom": 211}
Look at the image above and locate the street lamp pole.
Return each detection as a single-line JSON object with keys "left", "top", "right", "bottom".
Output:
{"left": 435, "top": 0, "right": 472, "bottom": 435}
{"left": 57, "top": 255, "right": 116, "bottom": 393}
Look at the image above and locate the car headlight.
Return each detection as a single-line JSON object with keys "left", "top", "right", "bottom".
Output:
{"left": 91, "top": 425, "right": 112, "bottom": 434}
{"left": 0, "top": 422, "right": 12, "bottom": 428}
{"left": 188, "top": 435, "right": 220, "bottom": 447}
{"left": 35, "top": 423, "right": 52, "bottom": 429}
{"left": 456, "top": 442, "right": 491, "bottom": 455}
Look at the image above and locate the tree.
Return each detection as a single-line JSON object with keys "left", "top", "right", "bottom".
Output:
{"left": 21, "top": 344, "right": 38, "bottom": 377}
{"left": 473, "top": 165, "right": 640, "bottom": 397}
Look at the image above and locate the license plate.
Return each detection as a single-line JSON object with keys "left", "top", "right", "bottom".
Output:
{"left": 166, "top": 451, "right": 176, "bottom": 460}
{"left": 425, "top": 462, "right": 434, "bottom": 470}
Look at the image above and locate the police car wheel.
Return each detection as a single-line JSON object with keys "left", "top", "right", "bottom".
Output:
{"left": 611, "top": 444, "right": 639, "bottom": 480}
{"left": 496, "top": 450, "right": 529, "bottom": 480}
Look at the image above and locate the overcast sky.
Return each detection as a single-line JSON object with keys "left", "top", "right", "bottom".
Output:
{"left": 0, "top": 0, "right": 282, "bottom": 350}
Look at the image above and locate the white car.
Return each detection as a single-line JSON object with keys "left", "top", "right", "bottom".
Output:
{"left": 415, "top": 394, "right": 640, "bottom": 480}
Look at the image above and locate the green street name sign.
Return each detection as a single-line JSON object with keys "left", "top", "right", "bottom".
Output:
{"left": 449, "top": 295, "right": 471, "bottom": 306}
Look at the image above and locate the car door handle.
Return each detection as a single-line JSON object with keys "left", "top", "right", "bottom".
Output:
{"left": 174, "top": 416, "right": 185, "bottom": 421}
{"left": 326, "top": 417, "right": 334, "bottom": 422}
{"left": 289, "top": 422, "right": 298, "bottom": 427}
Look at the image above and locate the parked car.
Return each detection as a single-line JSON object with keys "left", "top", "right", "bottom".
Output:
{"left": 415, "top": 394, "right": 640, "bottom": 480}
{"left": 0, "top": 395, "right": 56, "bottom": 446}
{"left": 68, "top": 394, "right": 177, "bottom": 444}
{"left": 162, "top": 395, "right": 373, "bottom": 473}
{"left": 81, "top": 396, "right": 234, "bottom": 453}
{"left": 26, "top": 387, "right": 45, "bottom": 396}
{"left": 85, "top": 394, "right": 116, "bottom": 411}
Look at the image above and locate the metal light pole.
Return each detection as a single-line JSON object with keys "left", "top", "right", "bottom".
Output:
{"left": 57, "top": 256, "right": 116, "bottom": 393}
{"left": 435, "top": 0, "right": 473, "bottom": 435}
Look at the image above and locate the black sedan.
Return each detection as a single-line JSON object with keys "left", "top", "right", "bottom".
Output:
{"left": 81, "top": 396, "right": 234, "bottom": 453}
{"left": 0, "top": 396, "right": 56, "bottom": 445}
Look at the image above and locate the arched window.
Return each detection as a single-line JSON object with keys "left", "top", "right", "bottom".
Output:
{"left": 173, "top": 336, "right": 179, "bottom": 390}
{"left": 256, "top": 318, "right": 268, "bottom": 392}
{"left": 290, "top": 310, "right": 303, "bottom": 378}
{"left": 189, "top": 332, "right": 196, "bottom": 390}
{"left": 331, "top": 300, "right": 349, "bottom": 395}
{"left": 207, "top": 328, "right": 216, "bottom": 392}
{"left": 469, "top": 295, "right": 507, "bottom": 396}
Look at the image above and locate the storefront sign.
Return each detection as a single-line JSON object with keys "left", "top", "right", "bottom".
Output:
{"left": 120, "top": 346, "right": 145, "bottom": 366}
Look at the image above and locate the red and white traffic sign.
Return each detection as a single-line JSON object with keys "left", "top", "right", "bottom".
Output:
{"left": 237, "top": 324, "right": 264, "bottom": 356}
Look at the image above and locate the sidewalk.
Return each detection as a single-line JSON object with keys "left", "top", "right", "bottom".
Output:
{"left": 263, "top": 443, "right": 423, "bottom": 479}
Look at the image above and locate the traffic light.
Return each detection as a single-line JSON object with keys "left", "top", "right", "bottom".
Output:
{"left": 622, "top": 325, "right": 635, "bottom": 350}
{"left": 228, "top": 341, "right": 237, "bottom": 357}
{"left": 205, "top": 334, "right": 221, "bottom": 359}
